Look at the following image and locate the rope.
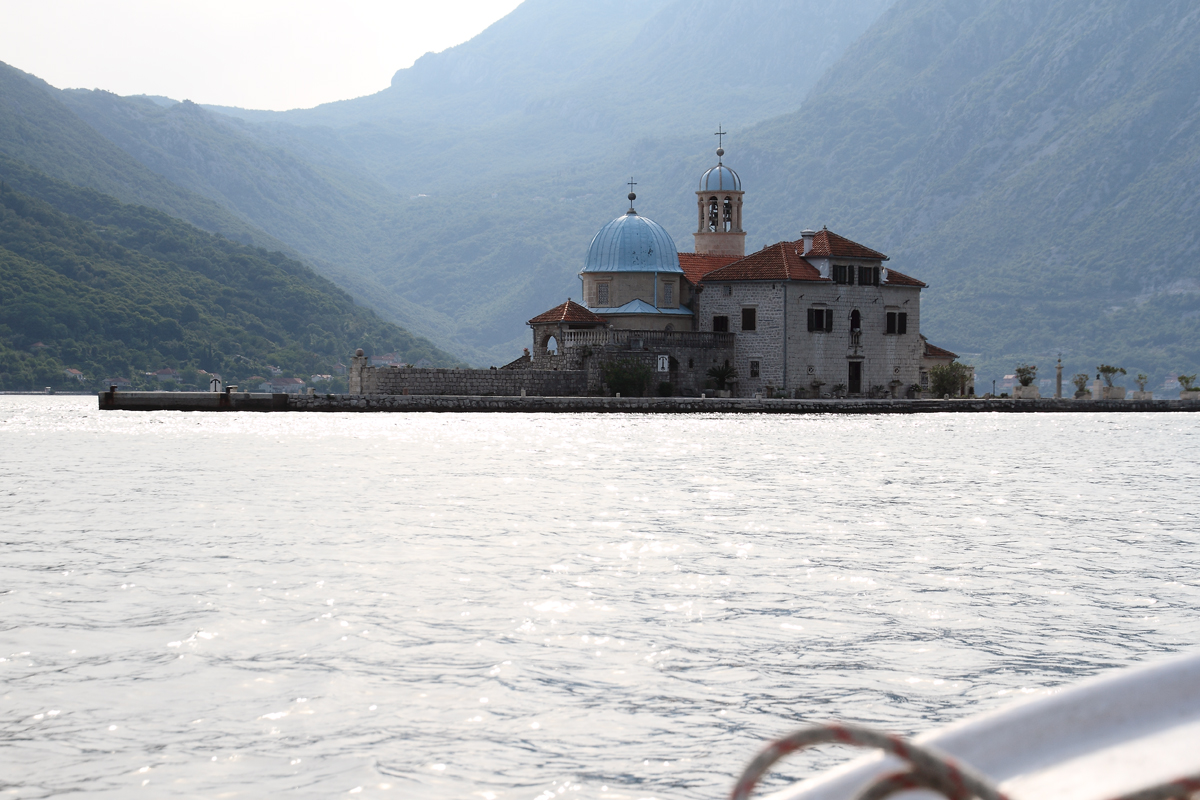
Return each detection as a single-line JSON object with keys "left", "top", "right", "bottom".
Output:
{"left": 730, "top": 722, "right": 1200, "bottom": 800}
{"left": 729, "top": 722, "right": 1008, "bottom": 800}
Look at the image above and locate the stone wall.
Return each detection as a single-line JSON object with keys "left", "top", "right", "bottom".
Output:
{"left": 348, "top": 356, "right": 586, "bottom": 396}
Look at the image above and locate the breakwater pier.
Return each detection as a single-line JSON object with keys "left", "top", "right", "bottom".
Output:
{"left": 98, "top": 390, "right": 1200, "bottom": 414}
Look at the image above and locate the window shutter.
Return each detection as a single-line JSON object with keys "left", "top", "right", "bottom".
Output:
{"left": 848, "top": 266, "right": 856, "bottom": 285}
{"left": 807, "top": 308, "right": 815, "bottom": 331}
{"left": 886, "top": 312, "right": 896, "bottom": 334}
{"left": 898, "top": 313, "right": 908, "bottom": 334}
{"left": 825, "top": 310, "right": 833, "bottom": 333}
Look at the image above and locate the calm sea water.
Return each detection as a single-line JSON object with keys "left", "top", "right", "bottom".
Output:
{"left": 2, "top": 397, "right": 1199, "bottom": 799}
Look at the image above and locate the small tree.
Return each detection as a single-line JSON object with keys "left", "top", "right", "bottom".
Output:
{"left": 707, "top": 362, "right": 737, "bottom": 390}
{"left": 1014, "top": 364, "right": 1037, "bottom": 387}
{"left": 602, "top": 358, "right": 653, "bottom": 397}
{"left": 1071, "top": 373, "right": 1090, "bottom": 396}
{"left": 1135, "top": 373, "right": 1148, "bottom": 392}
{"left": 1097, "top": 364, "right": 1126, "bottom": 387}
{"left": 929, "top": 362, "right": 971, "bottom": 397}
{"left": 1180, "top": 374, "right": 1198, "bottom": 391}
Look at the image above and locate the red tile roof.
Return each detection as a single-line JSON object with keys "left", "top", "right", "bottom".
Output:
{"left": 678, "top": 252, "right": 739, "bottom": 284}
{"left": 700, "top": 242, "right": 826, "bottom": 282}
{"left": 884, "top": 268, "right": 927, "bottom": 287}
{"left": 801, "top": 228, "right": 889, "bottom": 261}
{"left": 924, "top": 341, "right": 958, "bottom": 359}
{"left": 528, "top": 299, "right": 606, "bottom": 325}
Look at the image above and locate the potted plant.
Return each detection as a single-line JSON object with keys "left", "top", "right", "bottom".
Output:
{"left": 888, "top": 378, "right": 903, "bottom": 398}
{"left": 1071, "top": 373, "right": 1091, "bottom": 399}
{"left": 706, "top": 363, "right": 737, "bottom": 398}
{"left": 1131, "top": 373, "right": 1152, "bottom": 401}
{"left": 810, "top": 378, "right": 826, "bottom": 399}
{"left": 1013, "top": 363, "right": 1039, "bottom": 399}
{"left": 831, "top": 383, "right": 847, "bottom": 399}
{"left": 1180, "top": 374, "right": 1200, "bottom": 401}
{"left": 1097, "top": 364, "right": 1126, "bottom": 400}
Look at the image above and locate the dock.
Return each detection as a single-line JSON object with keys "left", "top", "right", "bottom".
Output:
{"left": 98, "top": 390, "right": 1200, "bottom": 414}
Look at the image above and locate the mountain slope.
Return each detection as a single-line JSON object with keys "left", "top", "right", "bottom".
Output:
{"left": 0, "top": 156, "right": 461, "bottom": 392}
{"left": 34, "top": 1, "right": 894, "bottom": 364}
{"left": 738, "top": 0, "right": 1200, "bottom": 384}
{"left": 0, "top": 61, "right": 280, "bottom": 251}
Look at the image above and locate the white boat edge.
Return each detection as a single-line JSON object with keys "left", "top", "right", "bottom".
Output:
{"left": 762, "top": 650, "right": 1200, "bottom": 800}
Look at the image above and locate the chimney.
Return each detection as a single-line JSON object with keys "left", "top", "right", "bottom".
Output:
{"left": 800, "top": 229, "right": 816, "bottom": 255}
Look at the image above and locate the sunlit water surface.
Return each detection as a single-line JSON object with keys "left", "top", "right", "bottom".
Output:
{"left": 2, "top": 397, "right": 1199, "bottom": 799}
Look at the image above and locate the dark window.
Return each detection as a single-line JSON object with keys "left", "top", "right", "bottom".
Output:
{"left": 833, "top": 264, "right": 855, "bottom": 285}
{"left": 712, "top": 315, "right": 729, "bottom": 332}
{"left": 808, "top": 307, "right": 833, "bottom": 332}
{"left": 724, "top": 285, "right": 733, "bottom": 296}
{"left": 850, "top": 309, "right": 861, "bottom": 331}
{"left": 898, "top": 312, "right": 908, "bottom": 334}
{"left": 860, "top": 266, "right": 880, "bottom": 286}
{"left": 750, "top": 360, "right": 760, "bottom": 378}
{"left": 886, "top": 312, "right": 897, "bottom": 334}
{"left": 741, "top": 308, "right": 757, "bottom": 331}
{"left": 688, "top": 358, "right": 694, "bottom": 369}
{"left": 597, "top": 282, "right": 609, "bottom": 306}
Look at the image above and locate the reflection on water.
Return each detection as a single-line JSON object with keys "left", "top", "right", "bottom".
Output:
{"left": 1, "top": 397, "right": 1198, "bottom": 798}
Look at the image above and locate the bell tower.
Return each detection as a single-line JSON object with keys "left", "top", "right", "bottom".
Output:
{"left": 694, "top": 127, "right": 746, "bottom": 257}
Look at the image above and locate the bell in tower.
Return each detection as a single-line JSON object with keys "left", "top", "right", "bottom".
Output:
{"left": 694, "top": 127, "right": 746, "bottom": 257}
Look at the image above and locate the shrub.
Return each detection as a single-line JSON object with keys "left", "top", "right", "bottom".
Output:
{"left": 1180, "top": 374, "right": 1198, "bottom": 391}
{"left": 930, "top": 362, "right": 971, "bottom": 397}
{"left": 1015, "top": 363, "right": 1037, "bottom": 386}
{"left": 1097, "top": 364, "right": 1126, "bottom": 387}
{"left": 1071, "top": 373, "right": 1090, "bottom": 396}
{"left": 706, "top": 362, "right": 737, "bottom": 390}
{"left": 601, "top": 358, "right": 653, "bottom": 397}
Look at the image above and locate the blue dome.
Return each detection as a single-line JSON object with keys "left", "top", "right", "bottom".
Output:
{"left": 700, "top": 164, "right": 742, "bottom": 192}
{"left": 581, "top": 211, "right": 683, "bottom": 274}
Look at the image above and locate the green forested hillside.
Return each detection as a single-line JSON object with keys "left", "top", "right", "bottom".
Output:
{"left": 0, "top": 62, "right": 282, "bottom": 252}
{"left": 0, "top": 157, "right": 461, "bottom": 392}
{"left": 737, "top": 0, "right": 1200, "bottom": 385}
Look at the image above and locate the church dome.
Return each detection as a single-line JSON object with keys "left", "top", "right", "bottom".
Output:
{"left": 700, "top": 163, "right": 742, "bottom": 192}
{"left": 582, "top": 210, "right": 683, "bottom": 274}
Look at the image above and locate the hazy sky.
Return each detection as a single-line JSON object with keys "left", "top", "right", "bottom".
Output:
{"left": 0, "top": 0, "right": 523, "bottom": 111}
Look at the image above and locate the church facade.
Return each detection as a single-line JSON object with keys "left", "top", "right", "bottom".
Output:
{"left": 528, "top": 140, "right": 952, "bottom": 398}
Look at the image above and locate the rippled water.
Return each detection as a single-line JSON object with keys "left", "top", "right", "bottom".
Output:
{"left": 2, "top": 397, "right": 1199, "bottom": 799}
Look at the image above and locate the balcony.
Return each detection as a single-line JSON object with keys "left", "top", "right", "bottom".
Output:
{"left": 559, "top": 329, "right": 734, "bottom": 351}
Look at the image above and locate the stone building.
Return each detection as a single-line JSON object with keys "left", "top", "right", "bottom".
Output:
{"left": 694, "top": 228, "right": 928, "bottom": 398}
{"left": 352, "top": 135, "right": 960, "bottom": 399}
{"left": 525, "top": 139, "right": 957, "bottom": 398}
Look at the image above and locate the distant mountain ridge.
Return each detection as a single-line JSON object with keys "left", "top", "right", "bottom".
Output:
{"left": 2, "top": 0, "right": 1196, "bottom": 382}
{"left": 738, "top": 0, "right": 1200, "bottom": 382}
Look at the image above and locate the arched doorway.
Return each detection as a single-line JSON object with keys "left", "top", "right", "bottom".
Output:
{"left": 545, "top": 335, "right": 558, "bottom": 356}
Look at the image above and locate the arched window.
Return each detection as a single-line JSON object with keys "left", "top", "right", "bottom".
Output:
{"left": 850, "top": 310, "right": 861, "bottom": 331}
{"left": 545, "top": 335, "right": 558, "bottom": 355}
{"left": 708, "top": 197, "right": 720, "bottom": 231}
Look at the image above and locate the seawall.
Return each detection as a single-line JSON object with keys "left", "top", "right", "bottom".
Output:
{"left": 99, "top": 391, "right": 1200, "bottom": 414}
